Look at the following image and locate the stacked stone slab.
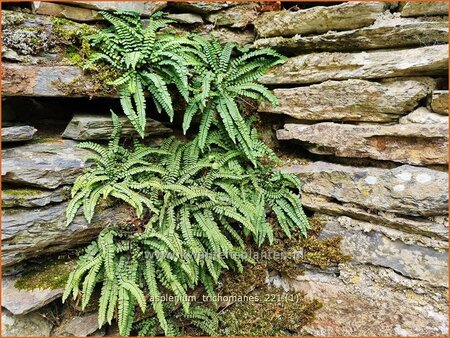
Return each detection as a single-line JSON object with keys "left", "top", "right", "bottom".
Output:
{"left": 254, "top": 1, "right": 448, "bottom": 336}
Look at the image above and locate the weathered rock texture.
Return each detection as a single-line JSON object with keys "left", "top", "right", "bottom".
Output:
{"left": 259, "top": 44, "right": 448, "bottom": 85}
{"left": 2, "top": 186, "right": 71, "bottom": 208}
{"left": 169, "top": 1, "right": 236, "bottom": 14}
{"left": 399, "top": 107, "right": 448, "bottom": 124}
{"left": 2, "top": 64, "right": 116, "bottom": 97}
{"left": 2, "top": 139, "right": 90, "bottom": 189}
{"left": 254, "top": 2, "right": 386, "bottom": 37}
{"left": 2, "top": 309, "right": 53, "bottom": 337}
{"left": 254, "top": 17, "right": 448, "bottom": 53}
{"left": 400, "top": 1, "right": 448, "bottom": 17}
{"left": 66, "top": 1, "right": 167, "bottom": 16}
{"left": 2, "top": 126, "right": 37, "bottom": 143}
{"left": 32, "top": 2, "right": 102, "bottom": 22}
{"left": 431, "top": 90, "right": 449, "bottom": 115}
{"left": 282, "top": 161, "right": 448, "bottom": 217}
{"left": 318, "top": 215, "right": 448, "bottom": 287}
{"left": 2, "top": 202, "right": 130, "bottom": 267}
{"left": 205, "top": 3, "right": 259, "bottom": 28}
{"left": 259, "top": 79, "right": 432, "bottom": 122}
{"left": 277, "top": 123, "right": 448, "bottom": 165}
{"left": 2, "top": 276, "right": 63, "bottom": 315}
{"left": 275, "top": 263, "right": 448, "bottom": 336}
{"left": 62, "top": 114, "right": 172, "bottom": 140}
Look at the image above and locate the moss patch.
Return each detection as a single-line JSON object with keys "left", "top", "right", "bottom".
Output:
{"left": 14, "top": 257, "right": 76, "bottom": 290}
{"left": 219, "top": 285, "right": 322, "bottom": 336}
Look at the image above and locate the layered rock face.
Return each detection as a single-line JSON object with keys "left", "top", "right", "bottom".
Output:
{"left": 254, "top": 1, "right": 448, "bottom": 336}
{"left": 1, "top": 1, "right": 448, "bottom": 336}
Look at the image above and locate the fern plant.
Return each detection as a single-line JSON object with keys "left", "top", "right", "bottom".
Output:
{"left": 64, "top": 116, "right": 309, "bottom": 336}
{"left": 84, "top": 11, "right": 192, "bottom": 137}
{"left": 183, "top": 36, "right": 286, "bottom": 164}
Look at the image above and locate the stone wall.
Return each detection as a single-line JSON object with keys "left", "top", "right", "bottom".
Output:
{"left": 1, "top": 1, "right": 448, "bottom": 336}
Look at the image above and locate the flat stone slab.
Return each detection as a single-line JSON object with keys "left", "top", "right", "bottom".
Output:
{"left": 53, "top": 313, "right": 99, "bottom": 337}
{"left": 2, "top": 126, "right": 37, "bottom": 143}
{"left": 254, "top": 2, "right": 386, "bottom": 37}
{"left": 259, "top": 79, "right": 432, "bottom": 122}
{"left": 66, "top": 1, "right": 167, "bottom": 16}
{"left": 298, "top": 193, "right": 448, "bottom": 242}
{"left": 281, "top": 263, "right": 448, "bottom": 336}
{"left": 2, "top": 63, "right": 117, "bottom": 97}
{"left": 169, "top": 1, "right": 237, "bottom": 14}
{"left": 2, "top": 309, "right": 53, "bottom": 337}
{"left": 2, "top": 276, "right": 63, "bottom": 315}
{"left": 2, "top": 202, "right": 130, "bottom": 267}
{"left": 62, "top": 113, "right": 172, "bottom": 140}
{"left": 32, "top": 1, "right": 101, "bottom": 21}
{"left": 254, "top": 16, "right": 448, "bottom": 53}
{"left": 399, "top": 107, "right": 448, "bottom": 124}
{"left": 400, "top": 1, "right": 448, "bottom": 17}
{"left": 277, "top": 122, "right": 448, "bottom": 165}
{"left": 259, "top": 44, "right": 448, "bottom": 85}
{"left": 281, "top": 161, "right": 448, "bottom": 217}
{"left": 2, "top": 186, "right": 71, "bottom": 208}
{"left": 166, "top": 13, "right": 203, "bottom": 24}
{"left": 2, "top": 139, "right": 90, "bottom": 189}
{"left": 430, "top": 90, "right": 448, "bottom": 115}
{"left": 205, "top": 3, "right": 259, "bottom": 28}
{"left": 317, "top": 214, "right": 448, "bottom": 287}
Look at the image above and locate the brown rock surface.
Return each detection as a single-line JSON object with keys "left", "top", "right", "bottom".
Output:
{"left": 259, "top": 45, "right": 448, "bottom": 85}
{"left": 277, "top": 122, "right": 448, "bottom": 165}
{"left": 259, "top": 79, "right": 432, "bottom": 122}
{"left": 254, "top": 2, "right": 386, "bottom": 37}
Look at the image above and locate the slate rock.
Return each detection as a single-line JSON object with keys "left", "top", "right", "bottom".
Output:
{"left": 2, "top": 126, "right": 37, "bottom": 143}
{"left": 277, "top": 122, "right": 448, "bottom": 165}
{"left": 2, "top": 139, "right": 90, "bottom": 189}
{"left": 62, "top": 113, "right": 172, "bottom": 140}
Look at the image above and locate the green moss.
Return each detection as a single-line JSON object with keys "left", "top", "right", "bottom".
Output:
{"left": 219, "top": 285, "right": 322, "bottom": 336}
{"left": 14, "top": 257, "right": 76, "bottom": 290}
{"left": 28, "top": 136, "right": 64, "bottom": 145}
{"left": 3, "top": 188, "right": 43, "bottom": 197}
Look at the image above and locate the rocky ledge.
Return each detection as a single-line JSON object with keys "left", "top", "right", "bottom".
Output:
{"left": 277, "top": 122, "right": 448, "bottom": 165}
{"left": 259, "top": 78, "right": 433, "bottom": 122}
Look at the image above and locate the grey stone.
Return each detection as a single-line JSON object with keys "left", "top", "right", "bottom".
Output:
{"left": 254, "top": 2, "right": 387, "bottom": 37}
{"left": 2, "top": 186, "right": 71, "bottom": 208}
{"left": 2, "top": 202, "right": 131, "bottom": 267}
{"left": 281, "top": 161, "right": 448, "bottom": 217}
{"left": 62, "top": 113, "right": 172, "bottom": 140}
{"left": 317, "top": 214, "right": 448, "bottom": 287}
{"left": 53, "top": 313, "right": 99, "bottom": 337}
{"left": 277, "top": 122, "right": 448, "bottom": 165}
{"left": 254, "top": 16, "right": 448, "bottom": 53}
{"left": 169, "top": 1, "right": 237, "bottom": 14}
{"left": 2, "top": 309, "right": 53, "bottom": 337}
{"left": 259, "top": 79, "right": 431, "bottom": 122}
{"left": 66, "top": 1, "right": 167, "bottom": 16}
{"left": 299, "top": 193, "right": 448, "bottom": 243}
{"left": 2, "top": 64, "right": 117, "bottom": 97}
{"left": 205, "top": 3, "right": 259, "bottom": 28}
{"left": 2, "top": 139, "right": 90, "bottom": 189}
{"left": 399, "top": 107, "right": 448, "bottom": 124}
{"left": 2, "top": 126, "right": 37, "bottom": 143}
{"left": 401, "top": 1, "right": 448, "bottom": 17}
{"left": 259, "top": 44, "right": 448, "bottom": 85}
{"left": 166, "top": 13, "right": 203, "bottom": 24}
{"left": 430, "top": 90, "right": 448, "bottom": 115}
{"left": 277, "top": 263, "right": 448, "bottom": 336}
{"left": 32, "top": 2, "right": 102, "bottom": 22}
{"left": 2, "top": 276, "right": 63, "bottom": 316}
